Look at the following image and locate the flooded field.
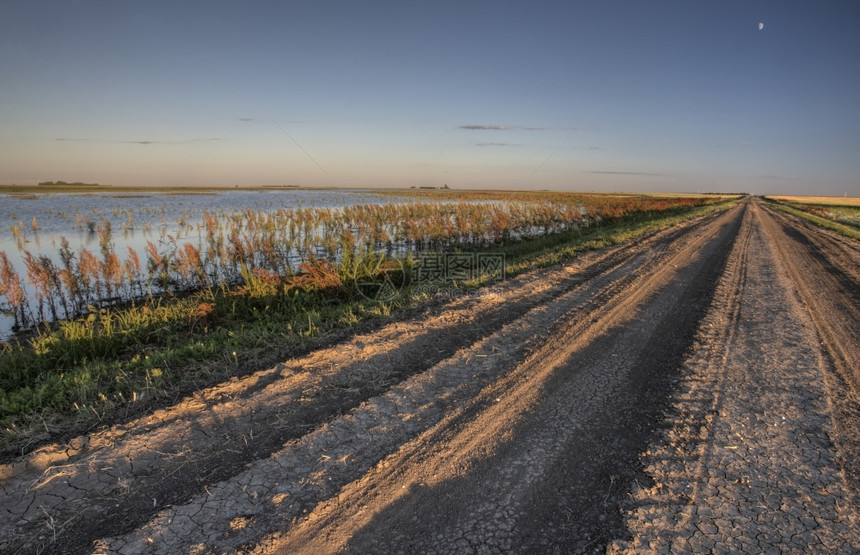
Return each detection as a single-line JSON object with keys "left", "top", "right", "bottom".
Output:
{"left": 0, "top": 188, "right": 402, "bottom": 337}
{"left": 3, "top": 188, "right": 394, "bottom": 248}
{"left": 0, "top": 188, "right": 708, "bottom": 340}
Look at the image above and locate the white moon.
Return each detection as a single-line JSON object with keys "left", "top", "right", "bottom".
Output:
{"left": 758, "top": 22, "right": 764, "bottom": 30}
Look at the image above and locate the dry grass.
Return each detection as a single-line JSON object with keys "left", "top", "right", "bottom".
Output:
{"left": 767, "top": 195, "right": 860, "bottom": 206}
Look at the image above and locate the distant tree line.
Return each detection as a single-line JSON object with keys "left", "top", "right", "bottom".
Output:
{"left": 410, "top": 184, "right": 451, "bottom": 190}
{"left": 38, "top": 180, "right": 104, "bottom": 187}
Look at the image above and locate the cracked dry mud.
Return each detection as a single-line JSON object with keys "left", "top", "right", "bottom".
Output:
{"left": 1, "top": 197, "right": 858, "bottom": 554}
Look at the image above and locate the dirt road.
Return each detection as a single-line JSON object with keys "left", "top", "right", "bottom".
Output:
{"left": 1, "top": 197, "right": 858, "bottom": 554}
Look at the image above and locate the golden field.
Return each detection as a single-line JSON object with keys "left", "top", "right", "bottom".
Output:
{"left": 768, "top": 195, "right": 860, "bottom": 206}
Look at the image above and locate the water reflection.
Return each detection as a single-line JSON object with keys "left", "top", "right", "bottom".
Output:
{"left": 0, "top": 189, "right": 404, "bottom": 339}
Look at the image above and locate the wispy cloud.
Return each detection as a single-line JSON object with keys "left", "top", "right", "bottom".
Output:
{"left": 243, "top": 116, "right": 307, "bottom": 124}
{"left": 123, "top": 140, "right": 175, "bottom": 145}
{"left": 121, "top": 138, "right": 223, "bottom": 145}
{"left": 460, "top": 124, "right": 509, "bottom": 131}
{"left": 586, "top": 170, "right": 663, "bottom": 176}
{"left": 476, "top": 142, "right": 516, "bottom": 147}
{"left": 56, "top": 137, "right": 223, "bottom": 145}
{"left": 459, "top": 124, "right": 571, "bottom": 132}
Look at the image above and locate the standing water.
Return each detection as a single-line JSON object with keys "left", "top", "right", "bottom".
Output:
{"left": 0, "top": 188, "right": 405, "bottom": 340}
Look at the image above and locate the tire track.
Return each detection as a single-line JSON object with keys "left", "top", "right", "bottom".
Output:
{"left": 761, "top": 206, "right": 860, "bottom": 399}
{"left": 759, "top": 204, "right": 860, "bottom": 504}
{"left": 611, "top": 199, "right": 860, "bottom": 553}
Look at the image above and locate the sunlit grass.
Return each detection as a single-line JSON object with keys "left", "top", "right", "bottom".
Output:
{"left": 764, "top": 196, "right": 860, "bottom": 239}
{"left": 767, "top": 195, "right": 860, "bottom": 207}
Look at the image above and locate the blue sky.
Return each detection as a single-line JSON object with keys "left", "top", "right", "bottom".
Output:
{"left": 1, "top": 1, "right": 858, "bottom": 195}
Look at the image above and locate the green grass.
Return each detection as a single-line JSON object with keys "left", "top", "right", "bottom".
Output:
{"left": 496, "top": 198, "right": 737, "bottom": 276}
{"left": 0, "top": 195, "right": 737, "bottom": 451}
{"left": 808, "top": 204, "right": 860, "bottom": 230}
{"left": 763, "top": 197, "right": 860, "bottom": 241}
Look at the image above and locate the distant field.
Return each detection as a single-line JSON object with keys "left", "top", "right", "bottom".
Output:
{"left": 645, "top": 193, "right": 746, "bottom": 201}
{"left": 767, "top": 195, "right": 860, "bottom": 206}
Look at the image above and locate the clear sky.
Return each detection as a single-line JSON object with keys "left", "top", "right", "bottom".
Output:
{"left": 1, "top": 1, "right": 858, "bottom": 195}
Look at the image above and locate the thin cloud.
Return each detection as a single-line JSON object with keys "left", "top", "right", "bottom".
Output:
{"left": 250, "top": 117, "right": 308, "bottom": 124}
{"left": 586, "top": 171, "right": 663, "bottom": 176}
{"left": 55, "top": 137, "right": 223, "bottom": 145}
{"left": 120, "top": 138, "right": 223, "bottom": 145}
{"left": 459, "top": 124, "right": 568, "bottom": 131}
{"left": 460, "top": 124, "right": 509, "bottom": 131}
{"left": 476, "top": 142, "right": 516, "bottom": 147}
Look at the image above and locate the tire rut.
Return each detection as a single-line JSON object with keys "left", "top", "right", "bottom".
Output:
{"left": 758, "top": 204, "right": 860, "bottom": 501}
{"left": 761, "top": 207, "right": 860, "bottom": 396}
{"left": 611, "top": 198, "right": 860, "bottom": 553}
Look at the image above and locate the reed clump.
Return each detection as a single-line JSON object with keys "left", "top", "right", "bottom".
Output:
{"left": 1, "top": 194, "right": 706, "bottom": 332}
